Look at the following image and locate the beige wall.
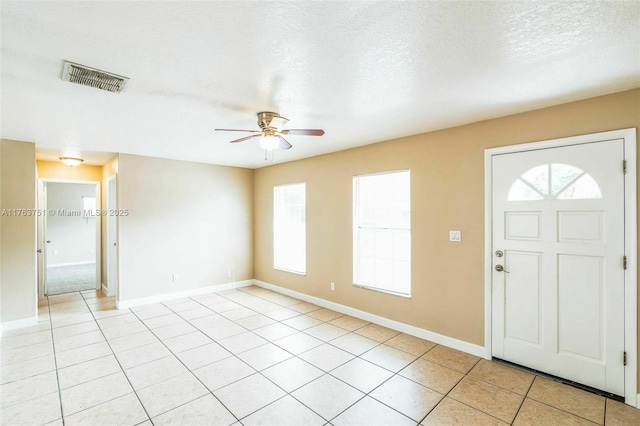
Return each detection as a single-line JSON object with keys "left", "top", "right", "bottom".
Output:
{"left": 36, "top": 161, "right": 102, "bottom": 181}
{"left": 1, "top": 140, "right": 37, "bottom": 324}
{"left": 117, "top": 154, "right": 253, "bottom": 302}
{"left": 254, "top": 89, "right": 640, "bottom": 351}
{"left": 0, "top": 139, "right": 3, "bottom": 324}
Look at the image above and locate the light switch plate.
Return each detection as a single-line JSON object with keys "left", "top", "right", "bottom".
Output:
{"left": 449, "top": 231, "right": 461, "bottom": 242}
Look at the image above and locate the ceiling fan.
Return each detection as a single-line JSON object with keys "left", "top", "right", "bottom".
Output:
{"left": 215, "top": 112, "right": 324, "bottom": 151}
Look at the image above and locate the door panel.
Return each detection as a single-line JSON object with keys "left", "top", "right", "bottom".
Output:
{"left": 505, "top": 212, "right": 541, "bottom": 240}
{"left": 492, "top": 139, "right": 625, "bottom": 395}
{"left": 558, "top": 211, "right": 603, "bottom": 242}
{"left": 558, "top": 254, "right": 603, "bottom": 360}
{"left": 504, "top": 251, "right": 541, "bottom": 346}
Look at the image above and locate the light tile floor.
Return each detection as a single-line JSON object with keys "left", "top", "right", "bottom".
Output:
{"left": 2, "top": 285, "right": 640, "bottom": 425}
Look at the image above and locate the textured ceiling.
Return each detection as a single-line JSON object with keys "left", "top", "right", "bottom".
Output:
{"left": 1, "top": 1, "right": 639, "bottom": 169}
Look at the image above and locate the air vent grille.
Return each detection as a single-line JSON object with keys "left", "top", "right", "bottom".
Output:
{"left": 61, "top": 61, "right": 128, "bottom": 93}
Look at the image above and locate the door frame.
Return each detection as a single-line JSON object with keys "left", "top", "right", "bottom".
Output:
{"left": 105, "top": 174, "right": 118, "bottom": 298}
{"left": 37, "top": 178, "right": 102, "bottom": 297}
{"left": 484, "top": 128, "right": 637, "bottom": 407}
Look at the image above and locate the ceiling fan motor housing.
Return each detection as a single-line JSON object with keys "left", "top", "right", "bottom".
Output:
{"left": 257, "top": 111, "right": 280, "bottom": 130}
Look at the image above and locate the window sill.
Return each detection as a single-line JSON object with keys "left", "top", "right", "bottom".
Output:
{"left": 274, "top": 267, "right": 306, "bottom": 276}
{"left": 353, "top": 283, "right": 411, "bottom": 299}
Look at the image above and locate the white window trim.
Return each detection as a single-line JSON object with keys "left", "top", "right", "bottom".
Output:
{"left": 353, "top": 169, "right": 411, "bottom": 298}
{"left": 273, "top": 182, "right": 307, "bottom": 276}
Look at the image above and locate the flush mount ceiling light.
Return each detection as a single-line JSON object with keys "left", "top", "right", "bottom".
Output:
{"left": 59, "top": 157, "right": 84, "bottom": 167}
{"left": 61, "top": 60, "right": 129, "bottom": 93}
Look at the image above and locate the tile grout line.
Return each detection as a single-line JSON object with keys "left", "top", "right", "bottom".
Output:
{"left": 357, "top": 343, "right": 460, "bottom": 425}
{"left": 524, "top": 393, "right": 608, "bottom": 425}
{"left": 37, "top": 286, "right": 620, "bottom": 425}
{"left": 128, "top": 301, "right": 244, "bottom": 424}
{"left": 189, "top": 290, "right": 336, "bottom": 423}
{"left": 47, "top": 288, "right": 459, "bottom": 424}
{"left": 78, "top": 290, "right": 155, "bottom": 424}
{"left": 179, "top": 290, "right": 341, "bottom": 423}
{"left": 44, "top": 295, "right": 66, "bottom": 426}
{"left": 212, "top": 288, "right": 433, "bottom": 424}
{"left": 509, "top": 372, "right": 539, "bottom": 424}
{"left": 219, "top": 287, "right": 441, "bottom": 423}
{"left": 440, "top": 363, "right": 519, "bottom": 426}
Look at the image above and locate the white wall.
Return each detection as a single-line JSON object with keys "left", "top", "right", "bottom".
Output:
{"left": 46, "top": 182, "right": 96, "bottom": 266}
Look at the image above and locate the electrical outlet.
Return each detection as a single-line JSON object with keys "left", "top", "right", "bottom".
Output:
{"left": 53, "top": 250, "right": 59, "bottom": 256}
{"left": 172, "top": 274, "right": 179, "bottom": 282}
{"left": 330, "top": 282, "right": 335, "bottom": 291}
{"left": 449, "top": 231, "right": 461, "bottom": 242}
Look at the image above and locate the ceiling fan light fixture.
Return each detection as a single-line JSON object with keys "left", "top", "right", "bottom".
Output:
{"left": 216, "top": 111, "right": 324, "bottom": 152}
{"left": 259, "top": 135, "right": 280, "bottom": 151}
{"left": 59, "top": 157, "right": 84, "bottom": 167}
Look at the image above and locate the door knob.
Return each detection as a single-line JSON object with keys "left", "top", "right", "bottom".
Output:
{"left": 495, "top": 265, "right": 510, "bottom": 273}
{"left": 46, "top": 240, "right": 51, "bottom": 243}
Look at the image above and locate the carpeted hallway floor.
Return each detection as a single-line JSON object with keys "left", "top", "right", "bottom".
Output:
{"left": 46, "top": 263, "right": 97, "bottom": 295}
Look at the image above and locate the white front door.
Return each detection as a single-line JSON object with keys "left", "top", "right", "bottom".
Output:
{"left": 491, "top": 139, "right": 625, "bottom": 395}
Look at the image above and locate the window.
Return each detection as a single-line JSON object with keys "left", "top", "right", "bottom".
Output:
{"left": 82, "top": 196, "right": 96, "bottom": 217}
{"left": 274, "top": 183, "right": 306, "bottom": 274}
{"left": 353, "top": 170, "right": 410, "bottom": 297}
{"left": 508, "top": 163, "right": 602, "bottom": 201}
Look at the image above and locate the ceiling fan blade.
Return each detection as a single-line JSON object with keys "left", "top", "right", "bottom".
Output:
{"left": 281, "top": 129, "right": 325, "bottom": 136}
{"left": 215, "top": 128, "right": 261, "bottom": 133}
{"left": 230, "top": 134, "right": 261, "bottom": 143}
{"left": 278, "top": 136, "right": 293, "bottom": 150}
{"left": 269, "top": 116, "right": 289, "bottom": 131}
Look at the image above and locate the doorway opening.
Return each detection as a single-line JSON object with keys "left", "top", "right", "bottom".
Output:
{"left": 38, "top": 179, "right": 101, "bottom": 296}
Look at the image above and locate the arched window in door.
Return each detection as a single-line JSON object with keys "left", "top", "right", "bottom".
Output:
{"left": 508, "top": 163, "right": 602, "bottom": 201}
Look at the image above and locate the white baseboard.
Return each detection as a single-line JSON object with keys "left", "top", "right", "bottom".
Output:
{"left": 101, "top": 283, "right": 110, "bottom": 296}
{"left": 0, "top": 316, "right": 39, "bottom": 338}
{"left": 254, "top": 279, "right": 485, "bottom": 358}
{"left": 116, "top": 280, "right": 254, "bottom": 310}
{"left": 48, "top": 261, "right": 96, "bottom": 268}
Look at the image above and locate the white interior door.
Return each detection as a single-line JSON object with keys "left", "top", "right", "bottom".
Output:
{"left": 491, "top": 139, "right": 625, "bottom": 395}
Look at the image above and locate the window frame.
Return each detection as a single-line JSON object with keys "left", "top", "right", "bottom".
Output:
{"left": 352, "top": 170, "right": 411, "bottom": 298}
{"left": 273, "top": 182, "right": 307, "bottom": 275}
{"left": 82, "top": 196, "right": 97, "bottom": 218}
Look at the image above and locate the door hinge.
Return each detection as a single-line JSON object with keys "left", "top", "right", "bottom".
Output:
{"left": 623, "top": 160, "right": 627, "bottom": 174}
{"left": 624, "top": 351, "right": 627, "bottom": 366}
{"left": 623, "top": 256, "right": 627, "bottom": 270}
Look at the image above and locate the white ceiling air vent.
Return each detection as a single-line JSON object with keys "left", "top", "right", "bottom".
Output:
{"left": 61, "top": 61, "right": 129, "bottom": 93}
